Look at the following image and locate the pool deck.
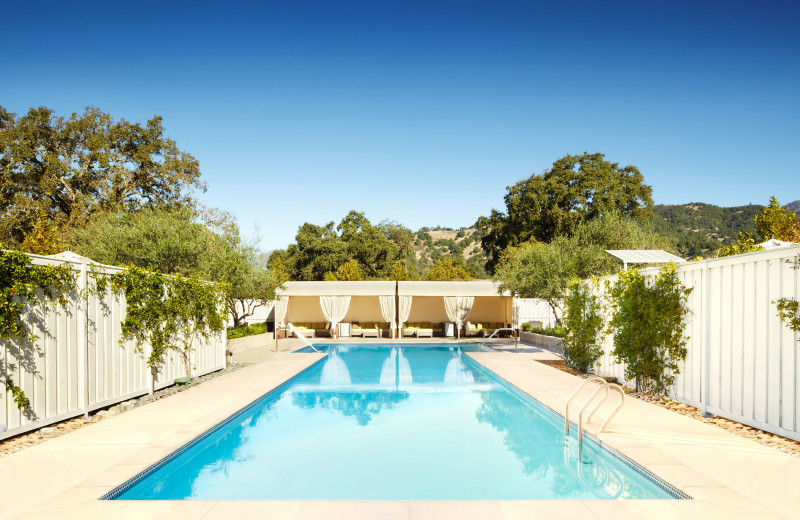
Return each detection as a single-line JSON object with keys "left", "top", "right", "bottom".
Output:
{"left": 2, "top": 337, "right": 798, "bottom": 519}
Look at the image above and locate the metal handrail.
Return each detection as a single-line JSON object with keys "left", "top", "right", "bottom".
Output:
{"left": 282, "top": 324, "right": 318, "bottom": 352}
{"left": 564, "top": 376, "right": 607, "bottom": 433}
{"left": 478, "top": 328, "right": 518, "bottom": 351}
{"left": 577, "top": 383, "right": 625, "bottom": 442}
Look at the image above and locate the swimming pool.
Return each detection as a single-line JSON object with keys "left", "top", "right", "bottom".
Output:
{"left": 107, "top": 345, "right": 685, "bottom": 500}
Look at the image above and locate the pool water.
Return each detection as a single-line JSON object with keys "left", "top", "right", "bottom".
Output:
{"left": 111, "top": 345, "right": 682, "bottom": 500}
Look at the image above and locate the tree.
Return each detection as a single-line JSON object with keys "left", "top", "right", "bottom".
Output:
{"left": 754, "top": 197, "right": 800, "bottom": 242}
{"left": 0, "top": 106, "right": 204, "bottom": 247}
{"left": 72, "top": 207, "right": 283, "bottom": 328}
{"left": 334, "top": 258, "right": 362, "bottom": 281}
{"left": 424, "top": 257, "right": 473, "bottom": 281}
{"left": 716, "top": 232, "right": 763, "bottom": 257}
{"left": 478, "top": 153, "right": 653, "bottom": 271}
{"left": 494, "top": 213, "right": 671, "bottom": 320}
{"left": 271, "top": 211, "right": 414, "bottom": 280}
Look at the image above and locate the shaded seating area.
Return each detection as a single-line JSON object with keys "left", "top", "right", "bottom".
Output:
{"left": 397, "top": 281, "right": 513, "bottom": 338}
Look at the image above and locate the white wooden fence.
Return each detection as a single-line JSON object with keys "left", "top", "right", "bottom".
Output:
{"left": 1, "top": 254, "right": 226, "bottom": 441}
{"left": 593, "top": 246, "right": 800, "bottom": 442}
{"left": 515, "top": 298, "right": 559, "bottom": 328}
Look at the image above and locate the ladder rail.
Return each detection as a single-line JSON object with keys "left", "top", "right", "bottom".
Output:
{"left": 577, "top": 383, "right": 625, "bottom": 442}
{"left": 284, "top": 324, "right": 319, "bottom": 352}
{"left": 564, "top": 376, "right": 607, "bottom": 433}
{"left": 478, "top": 328, "right": 518, "bottom": 350}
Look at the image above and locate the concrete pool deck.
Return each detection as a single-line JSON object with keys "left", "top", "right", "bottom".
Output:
{"left": 1, "top": 339, "right": 798, "bottom": 519}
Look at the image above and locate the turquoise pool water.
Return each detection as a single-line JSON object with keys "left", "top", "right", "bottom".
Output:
{"left": 110, "top": 345, "right": 682, "bottom": 500}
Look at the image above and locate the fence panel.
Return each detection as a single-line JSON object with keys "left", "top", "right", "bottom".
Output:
{"left": 1, "top": 255, "right": 226, "bottom": 441}
{"left": 593, "top": 246, "right": 800, "bottom": 441}
{"left": 514, "top": 298, "right": 559, "bottom": 328}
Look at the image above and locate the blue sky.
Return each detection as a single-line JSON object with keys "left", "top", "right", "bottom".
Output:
{"left": 2, "top": 0, "right": 798, "bottom": 250}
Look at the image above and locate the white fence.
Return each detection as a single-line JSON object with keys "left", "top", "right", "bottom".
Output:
{"left": 227, "top": 299, "right": 275, "bottom": 328}
{"left": 593, "top": 246, "right": 800, "bottom": 441}
{"left": 515, "top": 298, "right": 559, "bottom": 328}
{"left": 1, "top": 255, "right": 226, "bottom": 441}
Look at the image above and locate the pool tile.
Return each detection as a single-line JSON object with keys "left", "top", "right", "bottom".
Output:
{"left": 498, "top": 500, "right": 599, "bottom": 519}
{"left": 297, "top": 500, "right": 410, "bottom": 520}
{"left": 409, "top": 500, "right": 504, "bottom": 520}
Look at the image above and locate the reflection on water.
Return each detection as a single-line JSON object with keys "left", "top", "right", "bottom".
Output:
{"left": 444, "top": 349, "right": 475, "bottom": 384}
{"left": 379, "top": 348, "right": 397, "bottom": 385}
{"left": 292, "top": 390, "right": 410, "bottom": 426}
{"left": 320, "top": 349, "right": 351, "bottom": 385}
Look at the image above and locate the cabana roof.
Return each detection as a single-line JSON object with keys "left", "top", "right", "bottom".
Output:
{"left": 398, "top": 280, "right": 508, "bottom": 297}
{"left": 277, "top": 281, "right": 396, "bottom": 297}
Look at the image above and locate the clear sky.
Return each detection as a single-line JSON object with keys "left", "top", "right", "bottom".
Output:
{"left": 2, "top": 0, "right": 798, "bottom": 251}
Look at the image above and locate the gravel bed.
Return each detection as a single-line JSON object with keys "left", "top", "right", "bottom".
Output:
{"left": 0, "top": 362, "right": 253, "bottom": 459}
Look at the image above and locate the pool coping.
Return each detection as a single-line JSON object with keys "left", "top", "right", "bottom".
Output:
{"left": 1, "top": 346, "right": 797, "bottom": 519}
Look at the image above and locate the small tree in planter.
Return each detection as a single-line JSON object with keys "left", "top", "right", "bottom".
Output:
{"left": 97, "top": 266, "right": 226, "bottom": 386}
{"left": 562, "top": 279, "right": 604, "bottom": 373}
{"left": 607, "top": 263, "right": 691, "bottom": 394}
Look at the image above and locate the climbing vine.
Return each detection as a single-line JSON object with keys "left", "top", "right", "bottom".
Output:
{"left": 96, "top": 266, "right": 227, "bottom": 377}
{"left": 0, "top": 248, "right": 76, "bottom": 408}
{"left": 562, "top": 279, "right": 605, "bottom": 373}
{"left": 774, "top": 255, "right": 800, "bottom": 346}
{"left": 607, "top": 263, "right": 692, "bottom": 395}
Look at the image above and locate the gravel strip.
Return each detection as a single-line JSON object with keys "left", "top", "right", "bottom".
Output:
{"left": 0, "top": 362, "right": 254, "bottom": 459}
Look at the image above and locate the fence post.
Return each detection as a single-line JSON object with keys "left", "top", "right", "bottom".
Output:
{"left": 80, "top": 262, "right": 90, "bottom": 418}
{"left": 702, "top": 259, "right": 712, "bottom": 418}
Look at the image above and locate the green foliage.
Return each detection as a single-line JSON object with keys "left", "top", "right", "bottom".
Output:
{"left": 755, "top": 196, "right": 800, "bottom": 242}
{"left": 607, "top": 264, "right": 691, "bottom": 394}
{"left": 424, "top": 257, "right": 473, "bottom": 281}
{"left": 271, "top": 211, "right": 414, "bottom": 280}
{"left": 0, "top": 105, "right": 204, "bottom": 248}
{"left": 562, "top": 280, "right": 604, "bottom": 373}
{"left": 716, "top": 232, "right": 764, "bottom": 257}
{"left": 0, "top": 248, "right": 76, "bottom": 409}
{"left": 773, "top": 255, "right": 800, "bottom": 347}
{"left": 651, "top": 203, "right": 763, "bottom": 258}
{"left": 391, "top": 260, "right": 413, "bottom": 281}
{"left": 74, "top": 207, "right": 282, "bottom": 328}
{"left": 96, "top": 266, "right": 226, "bottom": 375}
{"left": 495, "top": 213, "right": 670, "bottom": 321}
{"left": 478, "top": 153, "right": 654, "bottom": 271}
{"left": 523, "top": 325, "right": 568, "bottom": 337}
{"left": 227, "top": 323, "right": 267, "bottom": 339}
{"left": 335, "top": 258, "right": 362, "bottom": 281}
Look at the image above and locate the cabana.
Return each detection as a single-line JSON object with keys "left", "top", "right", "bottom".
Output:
{"left": 275, "top": 281, "right": 398, "bottom": 338}
{"left": 397, "top": 280, "right": 513, "bottom": 338}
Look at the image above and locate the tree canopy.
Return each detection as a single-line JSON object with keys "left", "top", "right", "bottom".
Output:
{"left": 271, "top": 211, "right": 415, "bottom": 280}
{"left": 494, "top": 213, "right": 670, "bottom": 319}
{"left": 73, "top": 207, "right": 283, "bottom": 328}
{"left": 0, "top": 106, "right": 204, "bottom": 248}
{"left": 478, "top": 153, "right": 654, "bottom": 271}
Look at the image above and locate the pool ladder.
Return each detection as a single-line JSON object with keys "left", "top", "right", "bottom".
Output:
{"left": 564, "top": 377, "right": 625, "bottom": 443}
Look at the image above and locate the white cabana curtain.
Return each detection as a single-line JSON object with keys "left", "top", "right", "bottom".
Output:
{"left": 444, "top": 296, "right": 474, "bottom": 338}
{"left": 398, "top": 296, "right": 413, "bottom": 333}
{"left": 379, "top": 295, "right": 397, "bottom": 338}
{"left": 274, "top": 297, "right": 289, "bottom": 327}
{"left": 319, "top": 296, "right": 351, "bottom": 335}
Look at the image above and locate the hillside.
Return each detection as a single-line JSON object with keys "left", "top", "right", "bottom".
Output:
{"left": 652, "top": 200, "right": 799, "bottom": 258}
{"left": 651, "top": 203, "right": 763, "bottom": 258}
{"left": 412, "top": 226, "right": 487, "bottom": 276}
{"left": 410, "top": 200, "right": 800, "bottom": 269}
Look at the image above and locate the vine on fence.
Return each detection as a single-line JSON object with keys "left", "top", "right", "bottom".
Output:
{"left": 95, "top": 266, "right": 227, "bottom": 378}
{"left": 773, "top": 254, "right": 800, "bottom": 346}
{"left": 562, "top": 279, "right": 604, "bottom": 373}
{"left": 607, "top": 263, "right": 692, "bottom": 395}
{"left": 0, "top": 248, "right": 76, "bottom": 408}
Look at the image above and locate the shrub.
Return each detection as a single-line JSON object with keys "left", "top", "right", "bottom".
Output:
{"left": 562, "top": 280, "right": 604, "bottom": 373}
{"left": 227, "top": 323, "right": 268, "bottom": 339}
{"left": 607, "top": 263, "right": 691, "bottom": 394}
